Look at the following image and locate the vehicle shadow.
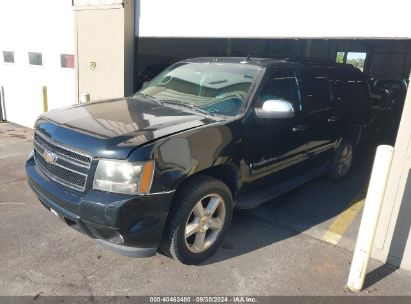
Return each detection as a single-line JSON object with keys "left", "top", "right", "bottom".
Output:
{"left": 203, "top": 143, "right": 376, "bottom": 265}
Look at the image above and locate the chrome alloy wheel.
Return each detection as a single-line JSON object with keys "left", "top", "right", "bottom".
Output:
{"left": 338, "top": 144, "right": 353, "bottom": 177}
{"left": 184, "top": 194, "right": 226, "bottom": 253}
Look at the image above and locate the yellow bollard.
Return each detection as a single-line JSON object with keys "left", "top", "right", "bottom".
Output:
{"left": 347, "top": 145, "right": 394, "bottom": 292}
{"left": 42, "top": 86, "right": 48, "bottom": 112}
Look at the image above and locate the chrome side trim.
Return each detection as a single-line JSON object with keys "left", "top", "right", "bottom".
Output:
{"left": 309, "top": 107, "right": 332, "bottom": 114}
{"left": 143, "top": 189, "right": 176, "bottom": 196}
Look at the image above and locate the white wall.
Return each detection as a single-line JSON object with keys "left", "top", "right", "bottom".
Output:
{"left": 0, "top": 0, "right": 76, "bottom": 127}
{"left": 137, "top": 0, "right": 411, "bottom": 39}
{"left": 1, "top": 0, "right": 411, "bottom": 128}
{"left": 372, "top": 84, "right": 411, "bottom": 271}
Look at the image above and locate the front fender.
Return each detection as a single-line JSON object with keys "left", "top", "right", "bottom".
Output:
{"left": 128, "top": 120, "right": 244, "bottom": 193}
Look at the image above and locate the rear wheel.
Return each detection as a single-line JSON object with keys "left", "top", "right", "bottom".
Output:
{"left": 327, "top": 139, "right": 354, "bottom": 181}
{"left": 160, "top": 175, "right": 233, "bottom": 265}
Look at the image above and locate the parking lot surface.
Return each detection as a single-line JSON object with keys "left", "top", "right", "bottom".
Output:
{"left": 1, "top": 122, "right": 411, "bottom": 297}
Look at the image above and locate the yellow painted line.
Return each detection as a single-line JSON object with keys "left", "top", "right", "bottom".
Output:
{"left": 322, "top": 198, "right": 365, "bottom": 245}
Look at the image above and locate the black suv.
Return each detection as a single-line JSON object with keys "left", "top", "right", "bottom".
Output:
{"left": 26, "top": 57, "right": 371, "bottom": 264}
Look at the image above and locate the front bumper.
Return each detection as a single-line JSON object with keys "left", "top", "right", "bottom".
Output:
{"left": 26, "top": 156, "right": 174, "bottom": 257}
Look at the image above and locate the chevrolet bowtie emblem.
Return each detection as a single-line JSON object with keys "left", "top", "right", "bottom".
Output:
{"left": 43, "top": 150, "right": 58, "bottom": 164}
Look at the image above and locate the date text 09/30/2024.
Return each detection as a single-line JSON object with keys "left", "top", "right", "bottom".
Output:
{"left": 149, "top": 297, "right": 257, "bottom": 303}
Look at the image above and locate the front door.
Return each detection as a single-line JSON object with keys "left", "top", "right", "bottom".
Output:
{"left": 245, "top": 68, "right": 308, "bottom": 185}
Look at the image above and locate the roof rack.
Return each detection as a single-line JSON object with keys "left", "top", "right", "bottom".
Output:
{"left": 283, "top": 56, "right": 335, "bottom": 64}
{"left": 240, "top": 55, "right": 255, "bottom": 63}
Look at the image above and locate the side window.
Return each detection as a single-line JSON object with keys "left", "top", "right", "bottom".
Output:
{"left": 257, "top": 69, "right": 299, "bottom": 107}
{"left": 325, "top": 67, "right": 348, "bottom": 102}
{"left": 300, "top": 68, "right": 331, "bottom": 112}
{"left": 328, "top": 67, "right": 370, "bottom": 103}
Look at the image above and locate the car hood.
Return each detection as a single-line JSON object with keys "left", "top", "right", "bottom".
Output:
{"left": 35, "top": 97, "right": 217, "bottom": 159}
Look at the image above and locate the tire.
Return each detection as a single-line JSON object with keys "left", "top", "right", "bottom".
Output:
{"left": 327, "top": 139, "right": 354, "bottom": 182}
{"left": 159, "top": 175, "right": 233, "bottom": 265}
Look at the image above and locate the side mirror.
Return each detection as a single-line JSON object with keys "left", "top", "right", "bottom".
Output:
{"left": 255, "top": 99, "right": 295, "bottom": 119}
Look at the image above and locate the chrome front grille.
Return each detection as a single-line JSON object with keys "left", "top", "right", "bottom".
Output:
{"left": 33, "top": 131, "right": 92, "bottom": 192}
{"left": 34, "top": 132, "right": 91, "bottom": 167}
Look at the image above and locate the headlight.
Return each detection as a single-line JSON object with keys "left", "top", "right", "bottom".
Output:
{"left": 93, "top": 159, "right": 154, "bottom": 194}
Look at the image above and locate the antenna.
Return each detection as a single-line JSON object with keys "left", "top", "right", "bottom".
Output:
{"left": 240, "top": 55, "right": 254, "bottom": 64}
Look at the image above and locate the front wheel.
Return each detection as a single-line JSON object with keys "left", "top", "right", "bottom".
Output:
{"left": 327, "top": 139, "right": 354, "bottom": 181}
{"left": 160, "top": 175, "right": 233, "bottom": 265}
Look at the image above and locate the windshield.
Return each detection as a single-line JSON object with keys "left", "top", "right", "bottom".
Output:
{"left": 137, "top": 62, "right": 261, "bottom": 116}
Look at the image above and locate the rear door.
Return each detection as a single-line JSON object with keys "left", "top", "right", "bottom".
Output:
{"left": 298, "top": 67, "right": 337, "bottom": 163}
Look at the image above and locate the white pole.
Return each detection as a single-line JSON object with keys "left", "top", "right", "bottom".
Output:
{"left": 347, "top": 145, "right": 394, "bottom": 292}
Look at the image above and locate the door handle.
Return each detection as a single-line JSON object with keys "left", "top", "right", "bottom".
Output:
{"left": 292, "top": 124, "right": 308, "bottom": 132}
{"left": 327, "top": 116, "right": 338, "bottom": 123}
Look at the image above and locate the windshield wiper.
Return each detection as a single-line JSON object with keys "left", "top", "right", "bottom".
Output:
{"left": 134, "top": 92, "right": 163, "bottom": 105}
{"left": 160, "top": 100, "right": 215, "bottom": 116}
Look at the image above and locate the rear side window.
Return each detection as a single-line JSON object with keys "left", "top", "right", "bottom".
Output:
{"left": 300, "top": 68, "right": 331, "bottom": 112}
{"left": 326, "top": 67, "right": 349, "bottom": 102}
{"left": 347, "top": 80, "right": 369, "bottom": 102}
{"left": 257, "top": 69, "right": 299, "bottom": 107}
{"left": 326, "top": 67, "right": 370, "bottom": 103}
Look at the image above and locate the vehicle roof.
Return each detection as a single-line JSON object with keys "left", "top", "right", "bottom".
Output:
{"left": 182, "top": 56, "right": 356, "bottom": 70}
